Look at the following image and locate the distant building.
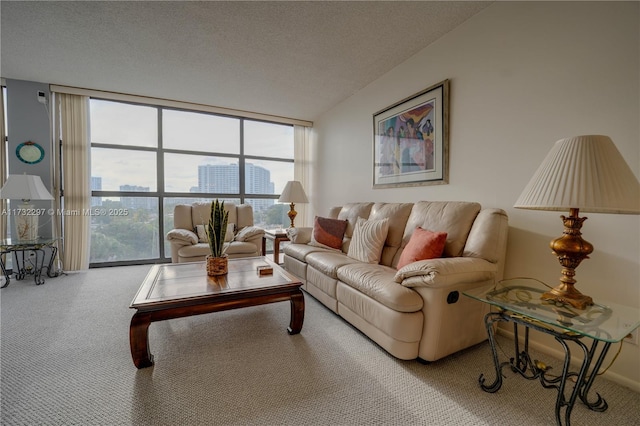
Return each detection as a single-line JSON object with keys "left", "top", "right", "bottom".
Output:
{"left": 120, "top": 185, "right": 155, "bottom": 211}
{"left": 91, "top": 176, "right": 102, "bottom": 206}
{"left": 198, "top": 164, "right": 240, "bottom": 193}
{"left": 197, "top": 163, "right": 275, "bottom": 212}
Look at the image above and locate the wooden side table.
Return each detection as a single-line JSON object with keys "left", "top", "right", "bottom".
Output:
{"left": 262, "top": 229, "right": 289, "bottom": 264}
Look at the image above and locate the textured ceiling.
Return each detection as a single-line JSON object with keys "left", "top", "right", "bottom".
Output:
{"left": 1, "top": 1, "right": 491, "bottom": 121}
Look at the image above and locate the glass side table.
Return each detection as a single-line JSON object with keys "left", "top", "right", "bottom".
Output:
{"left": 0, "top": 238, "right": 60, "bottom": 288}
{"left": 464, "top": 278, "right": 640, "bottom": 426}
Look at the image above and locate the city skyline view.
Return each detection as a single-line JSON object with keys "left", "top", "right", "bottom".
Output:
{"left": 91, "top": 162, "right": 278, "bottom": 212}
{"left": 87, "top": 97, "right": 294, "bottom": 265}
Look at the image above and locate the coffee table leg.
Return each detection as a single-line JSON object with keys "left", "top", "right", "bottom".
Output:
{"left": 130, "top": 312, "right": 154, "bottom": 368}
{"left": 287, "top": 289, "right": 305, "bottom": 334}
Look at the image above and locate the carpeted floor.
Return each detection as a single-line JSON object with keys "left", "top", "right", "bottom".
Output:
{"left": 1, "top": 265, "right": 639, "bottom": 425}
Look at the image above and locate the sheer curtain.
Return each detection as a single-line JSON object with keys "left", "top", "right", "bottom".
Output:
{"left": 58, "top": 93, "right": 91, "bottom": 271}
{"left": 0, "top": 88, "right": 7, "bottom": 240}
{"left": 293, "top": 125, "right": 312, "bottom": 227}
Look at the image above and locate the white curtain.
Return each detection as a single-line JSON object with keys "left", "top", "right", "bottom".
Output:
{"left": 50, "top": 92, "right": 63, "bottom": 273}
{"left": 58, "top": 93, "right": 91, "bottom": 271}
{"left": 0, "top": 87, "right": 7, "bottom": 241}
{"left": 293, "top": 125, "right": 312, "bottom": 227}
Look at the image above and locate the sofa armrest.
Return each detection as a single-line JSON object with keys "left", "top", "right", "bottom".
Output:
{"left": 166, "top": 229, "right": 198, "bottom": 245}
{"left": 234, "top": 226, "right": 264, "bottom": 242}
{"left": 394, "top": 257, "right": 497, "bottom": 288}
{"left": 286, "top": 227, "right": 312, "bottom": 244}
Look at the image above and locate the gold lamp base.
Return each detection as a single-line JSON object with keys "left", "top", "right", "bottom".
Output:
{"left": 543, "top": 208, "right": 594, "bottom": 310}
{"left": 541, "top": 286, "right": 593, "bottom": 310}
{"left": 287, "top": 202, "right": 297, "bottom": 228}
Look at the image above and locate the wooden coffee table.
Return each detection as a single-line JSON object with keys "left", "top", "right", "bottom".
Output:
{"left": 129, "top": 257, "right": 304, "bottom": 368}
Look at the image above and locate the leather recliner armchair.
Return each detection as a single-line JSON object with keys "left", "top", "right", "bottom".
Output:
{"left": 166, "top": 202, "right": 264, "bottom": 263}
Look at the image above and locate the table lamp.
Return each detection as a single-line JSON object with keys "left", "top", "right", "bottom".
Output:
{"left": 278, "top": 181, "right": 308, "bottom": 228}
{"left": 0, "top": 174, "right": 54, "bottom": 241}
{"left": 514, "top": 135, "right": 640, "bottom": 309}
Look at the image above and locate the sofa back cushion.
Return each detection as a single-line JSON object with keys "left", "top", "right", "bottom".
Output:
{"left": 328, "top": 206, "right": 342, "bottom": 219}
{"left": 174, "top": 202, "right": 248, "bottom": 232}
{"left": 368, "top": 202, "right": 413, "bottom": 267}
{"left": 398, "top": 202, "right": 481, "bottom": 262}
{"left": 173, "top": 204, "right": 197, "bottom": 230}
{"left": 189, "top": 202, "right": 238, "bottom": 229}
{"left": 336, "top": 203, "right": 374, "bottom": 240}
{"left": 236, "top": 204, "right": 255, "bottom": 229}
{"left": 463, "top": 208, "right": 509, "bottom": 281}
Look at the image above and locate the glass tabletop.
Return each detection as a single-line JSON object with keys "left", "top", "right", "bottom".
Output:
{"left": 131, "top": 257, "right": 301, "bottom": 308}
{"left": 1, "top": 237, "right": 58, "bottom": 248}
{"left": 264, "top": 229, "right": 288, "bottom": 237}
{"left": 464, "top": 278, "right": 640, "bottom": 343}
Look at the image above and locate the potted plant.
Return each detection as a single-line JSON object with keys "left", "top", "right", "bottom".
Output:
{"left": 205, "top": 199, "right": 229, "bottom": 276}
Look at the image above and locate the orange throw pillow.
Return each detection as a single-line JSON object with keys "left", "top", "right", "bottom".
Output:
{"left": 396, "top": 227, "right": 447, "bottom": 269}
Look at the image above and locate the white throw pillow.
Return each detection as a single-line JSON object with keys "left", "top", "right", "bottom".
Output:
{"left": 225, "top": 223, "right": 235, "bottom": 242}
{"left": 195, "top": 225, "right": 207, "bottom": 243}
{"left": 195, "top": 223, "right": 235, "bottom": 243}
{"left": 347, "top": 217, "right": 389, "bottom": 264}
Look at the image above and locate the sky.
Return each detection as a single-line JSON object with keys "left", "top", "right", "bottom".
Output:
{"left": 89, "top": 99, "right": 294, "bottom": 194}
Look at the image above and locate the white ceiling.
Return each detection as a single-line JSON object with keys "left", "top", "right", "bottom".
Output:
{"left": 1, "top": 1, "right": 491, "bottom": 122}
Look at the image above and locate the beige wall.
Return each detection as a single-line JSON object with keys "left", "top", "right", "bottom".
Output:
{"left": 311, "top": 2, "right": 640, "bottom": 390}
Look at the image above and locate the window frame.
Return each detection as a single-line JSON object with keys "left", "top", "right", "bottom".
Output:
{"left": 88, "top": 98, "right": 294, "bottom": 267}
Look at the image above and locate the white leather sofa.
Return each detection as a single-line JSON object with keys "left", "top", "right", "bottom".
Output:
{"left": 166, "top": 202, "right": 264, "bottom": 263}
{"left": 283, "top": 201, "right": 508, "bottom": 362}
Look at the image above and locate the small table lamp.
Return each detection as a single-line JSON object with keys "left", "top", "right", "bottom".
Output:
{"left": 514, "top": 135, "right": 640, "bottom": 309}
{"left": 0, "top": 174, "right": 54, "bottom": 241}
{"left": 278, "top": 181, "right": 308, "bottom": 228}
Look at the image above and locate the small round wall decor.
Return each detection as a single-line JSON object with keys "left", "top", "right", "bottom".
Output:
{"left": 16, "top": 141, "right": 45, "bottom": 164}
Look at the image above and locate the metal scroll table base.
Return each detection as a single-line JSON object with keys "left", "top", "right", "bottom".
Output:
{"left": 479, "top": 311, "right": 610, "bottom": 426}
{"left": 1, "top": 244, "right": 59, "bottom": 288}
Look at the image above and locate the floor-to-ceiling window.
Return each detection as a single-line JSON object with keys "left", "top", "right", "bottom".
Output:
{"left": 1, "top": 86, "right": 9, "bottom": 245}
{"left": 89, "top": 98, "right": 294, "bottom": 266}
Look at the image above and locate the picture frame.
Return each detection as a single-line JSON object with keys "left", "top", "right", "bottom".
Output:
{"left": 373, "top": 79, "right": 449, "bottom": 188}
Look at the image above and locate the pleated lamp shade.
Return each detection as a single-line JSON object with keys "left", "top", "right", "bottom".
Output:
{"left": 514, "top": 135, "right": 640, "bottom": 214}
{"left": 278, "top": 181, "right": 309, "bottom": 204}
{"left": 278, "top": 181, "right": 308, "bottom": 228}
{"left": 0, "top": 174, "right": 54, "bottom": 201}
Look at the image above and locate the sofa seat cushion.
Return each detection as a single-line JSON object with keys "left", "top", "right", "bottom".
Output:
{"left": 177, "top": 241, "right": 257, "bottom": 259}
{"left": 305, "top": 251, "right": 360, "bottom": 280}
{"left": 177, "top": 243, "right": 210, "bottom": 259}
{"left": 284, "top": 243, "right": 328, "bottom": 262}
{"left": 337, "top": 283, "right": 424, "bottom": 343}
{"left": 225, "top": 241, "right": 259, "bottom": 255}
{"left": 337, "top": 263, "right": 423, "bottom": 313}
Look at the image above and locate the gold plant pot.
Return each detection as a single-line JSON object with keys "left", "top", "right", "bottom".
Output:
{"left": 206, "top": 255, "right": 228, "bottom": 276}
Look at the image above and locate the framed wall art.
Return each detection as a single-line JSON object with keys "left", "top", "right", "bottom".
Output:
{"left": 373, "top": 79, "right": 449, "bottom": 188}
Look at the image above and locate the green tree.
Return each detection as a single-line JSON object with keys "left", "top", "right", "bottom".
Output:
{"left": 264, "top": 204, "right": 289, "bottom": 226}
